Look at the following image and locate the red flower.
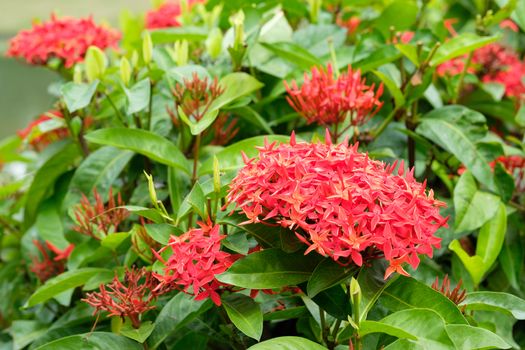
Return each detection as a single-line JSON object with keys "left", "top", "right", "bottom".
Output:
{"left": 30, "top": 240, "right": 74, "bottom": 282}
{"left": 500, "top": 19, "right": 519, "bottom": 32}
{"left": 492, "top": 155, "right": 525, "bottom": 192}
{"left": 83, "top": 268, "right": 157, "bottom": 328}
{"left": 145, "top": 0, "right": 203, "bottom": 29}
{"left": 284, "top": 64, "right": 384, "bottom": 127}
{"left": 227, "top": 132, "right": 447, "bottom": 279}
{"left": 336, "top": 15, "right": 360, "bottom": 36}
{"left": 73, "top": 188, "right": 129, "bottom": 239}
{"left": 7, "top": 14, "right": 120, "bottom": 68}
{"left": 436, "top": 55, "right": 476, "bottom": 77}
{"left": 392, "top": 31, "right": 414, "bottom": 44}
{"left": 153, "top": 222, "right": 238, "bottom": 306}
{"left": 18, "top": 110, "right": 69, "bottom": 150}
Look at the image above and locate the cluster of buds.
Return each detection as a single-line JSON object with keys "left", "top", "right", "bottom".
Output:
{"left": 83, "top": 267, "right": 158, "bottom": 328}
{"left": 208, "top": 114, "right": 239, "bottom": 146}
{"left": 73, "top": 188, "right": 129, "bottom": 239}
{"left": 169, "top": 73, "right": 224, "bottom": 124}
{"left": 30, "top": 240, "right": 74, "bottom": 282}
{"left": 431, "top": 275, "right": 467, "bottom": 313}
{"left": 284, "top": 64, "right": 384, "bottom": 130}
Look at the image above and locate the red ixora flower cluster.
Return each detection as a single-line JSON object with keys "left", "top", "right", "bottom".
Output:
{"left": 493, "top": 155, "right": 525, "bottom": 192}
{"left": 30, "top": 240, "right": 74, "bottom": 282}
{"left": 7, "top": 14, "right": 120, "bottom": 68}
{"left": 73, "top": 188, "right": 129, "bottom": 239}
{"left": 145, "top": 0, "right": 203, "bottom": 29}
{"left": 284, "top": 64, "right": 384, "bottom": 127}
{"left": 227, "top": 132, "right": 447, "bottom": 279}
{"left": 153, "top": 222, "right": 238, "bottom": 306}
{"left": 18, "top": 110, "right": 69, "bottom": 150}
{"left": 83, "top": 268, "right": 157, "bottom": 329}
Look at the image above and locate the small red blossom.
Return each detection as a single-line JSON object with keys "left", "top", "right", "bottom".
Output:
{"left": 284, "top": 64, "right": 384, "bottom": 127}
{"left": 392, "top": 31, "right": 414, "bottom": 44}
{"left": 145, "top": 0, "right": 203, "bottom": 29}
{"left": 500, "top": 19, "right": 519, "bottom": 32}
{"left": 436, "top": 55, "right": 476, "bottom": 77}
{"left": 83, "top": 268, "right": 157, "bottom": 328}
{"left": 17, "top": 110, "right": 69, "bottom": 150}
{"left": 73, "top": 188, "right": 129, "bottom": 239}
{"left": 7, "top": 14, "right": 120, "bottom": 68}
{"left": 336, "top": 15, "right": 360, "bottom": 36}
{"left": 227, "top": 132, "right": 447, "bottom": 279}
{"left": 153, "top": 222, "right": 238, "bottom": 306}
{"left": 30, "top": 240, "right": 74, "bottom": 282}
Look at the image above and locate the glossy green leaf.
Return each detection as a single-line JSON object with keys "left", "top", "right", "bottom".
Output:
{"left": 61, "top": 81, "right": 99, "bottom": 113}
{"left": 120, "top": 320, "right": 155, "bottom": 343}
{"left": 167, "top": 65, "right": 210, "bottom": 83}
{"left": 248, "top": 336, "right": 327, "bottom": 350}
{"left": 261, "top": 42, "right": 321, "bottom": 69}
{"left": 223, "top": 294, "right": 263, "bottom": 340}
{"left": 217, "top": 213, "right": 282, "bottom": 248}
{"left": 230, "top": 106, "right": 274, "bottom": 135}
{"left": 357, "top": 261, "right": 394, "bottom": 322}
{"left": 476, "top": 202, "right": 507, "bottom": 268}
{"left": 430, "top": 34, "right": 499, "bottom": 66}
{"left": 453, "top": 170, "right": 500, "bottom": 233}
{"left": 449, "top": 240, "right": 486, "bottom": 287}
{"left": 417, "top": 106, "right": 493, "bottom": 187}
{"left": 352, "top": 45, "right": 401, "bottom": 73}
{"left": 373, "top": 70, "right": 405, "bottom": 108}
{"left": 26, "top": 268, "right": 110, "bottom": 307}
{"left": 306, "top": 258, "right": 358, "bottom": 298}
{"left": 101, "top": 232, "right": 130, "bottom": 250}
{"left": 24, "top": 142, "right": 80, "bottom": 229}
{"left": 36, "top": 200, "right": 69, "bottom": 249}
{"left": 359, "top": 320, "right": 417, "bottom": 340}
{"left": 461, "top": 291, "right": 525, "bottom": 319}
{"left": 374, "top": 0, "right": 418, "bottom": 36}
{"left": 144, "top": 223, "right": 178, "bottom": 245}
{"left": 381, "top": 277, "right": 468, "bottom": 324}
{"left": 149, "top": 26, "right": 208, "bottom": 44}
{"left": 199, "top": 135, "right": 290, "bottom": 174}
{"left": 125, "top": 78, "right": 151, "bottom": 114}
{"left": 85, "top": 128, "right": 190, "bottom": 175}
{"left": 445, "top": 324, "right": 510, "bottom": 349}
{"left": 63, "top": 146, "right": 133, "bottom": 210}
{"left": 216, "top": 248, "right": 321, "bottom": 289}
{"left": 10, "top": 320, "right": 48, "bottom": 350}
{"left": 493, "top": 162, "right": 515, "bottom": 202}
{"left": 148, "top": 292, "right": 212, "bottom": 349}
{"left": 34, "top": 332, "right": 142, "bottom": 350}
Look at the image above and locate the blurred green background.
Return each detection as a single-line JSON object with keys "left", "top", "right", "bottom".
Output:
{"left": 0, "top": 0, "right": 149, "bottom": 138}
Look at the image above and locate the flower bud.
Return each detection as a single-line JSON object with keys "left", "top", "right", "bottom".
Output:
{"left": 144, "top": 172, "right": 158, "bottom": 206}
{"left": 84, "top": 46, "right": 107, "bottom": 82}
{"left": 73, "top": 64, "right": 83, "bottom": 84}
{"left": 120, "top": 57, "right": 132, "bottom": 87}
{"left": 174, "top": 40, "right": 189, "bottom": 66}
{"left": 143, "top": 31, "right": 153, "bottom": 65}
{"left": 229, "top": 10, "right": 245, "bottom": 51}
{"left": 206, "top": 28, "right": 223, "bottom": 59}
{"left": 70, "top": 116, "right": 83, "bottom": 137}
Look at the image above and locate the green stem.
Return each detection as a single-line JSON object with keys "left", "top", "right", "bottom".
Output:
{"left": 371, "top": 108, "right": 398, "bottom": 139}
{"left": 105, "top": 93, "right": 127, "bottom": 127}
{"left": 453, "top": 51, "right": 474, "bottom": 104}
{"left": 147, "top": 82, "right": 154, "bottom": 130}
{"left": 192, "top": 133, "right": 202, "bottom": 185}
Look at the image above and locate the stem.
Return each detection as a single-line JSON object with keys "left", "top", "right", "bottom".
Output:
{"left": 371, "top": 108, "right": 398, "bottom": 139}
{"left": 331, "top": 318, "right": 343, "bottom": 345}
{"left": 319, "top": 309, "right": 329, "bottom": 345}
{"left": 192, "top": 133, "right": 202, "bottom": 185}
{"left": 452, "top": 51, "right": 474, "bottom": 104}
{"left": 106, "top": 93, "right": 127, "bottom": 127}
{"left": 147, "top": 82, "right": 154, "bottom": 130}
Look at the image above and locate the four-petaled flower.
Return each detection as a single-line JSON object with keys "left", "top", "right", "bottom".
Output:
{"left": 284, "top": 64, "right": 384, "bottom": 128}
{"left": 7, "top": 14, "right": 120, "bottom": 68}
{"left": 227, "top": 132, "right": 447, "bottom": 279}
{"left": 153, "top": 221, "right": 238, "bottom": 306}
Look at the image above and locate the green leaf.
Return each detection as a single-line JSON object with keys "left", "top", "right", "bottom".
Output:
{"left": 34, "top": 332, "right": 142, "bottom": 350}
{"left": 10, "top": 320, "right": 48, "bottom": 350}
{"left": 260, "top": 42, "right": 321, "bottom": 69}
{"left": 493, "top": 162, "right": 515, "bottom": 202}
{"left": 229, "top": 106, "right": 274, "bottom": 135}
{"left": 149, "top": 26, "right": 208, "bottom": 44}
{"left": 85, "top": 128, "right": 190, "bottom": 175}
{"left": 36, "top": 200, "right": 69, "bottom": 249}
{"left": 359, "top": 320, "right": 417, "bottom": 340}
{"left": 248, "top": 336, "right": 327, "bottom": 350}
{"left": 101, "top": 232, "right": 130, "bottom": 250}
{"left": 25, "top": 268, "right": 111, "bottom": 307}
{"left": 374, "top": 0, "right": 418, "bottom": 37}
{"left": 381, "top": 277, "right": 468, "bottom": 324}
{"left": 167, "top": 65, "right": 210, "bottom": 83}
{"left": 430, "top": 34, "right": 499, "bottom": 66}
{"left": 395, "top": 44, "right": 420, "bottom": 67}
{"left": 515, "top": 102, "right": 525, "bottom": 127}
{"left": 306, "top": 258, "right": 358, "bottom": 298}
{"left": 461, "top": 291, "right": 525, "bottom": 319}
{"left": 417, "top": 106, "right": 494, "bottom": 188}
{"left": 217, "top": 213, "right": 282, "bottom": 248}
{"left": 120, "top": 320, "right": 155, "bottom": 343}
{"left": 449, "top": 240, "right": 486, "bottom": 287}
{"left": 61, "top": 81, "right": 99, "bottom": 113}
{"left": 222, "top": 294, "right": 263, "bottom": 341}
{"left": 216, "top": 248, "right": 322, "bottom": 289}
{"left": 144, "top": 223, "right": 178, "bottom": 245}
{"left": 199, "top": 135, "right": 290, "bottom": 174}
{"left": 125, "top": 78, "right": 151, "bottom": 114}
{"left": 24, "top": 142, "right": 80, "bottom": 229}
{"left": 63, "top": 146, "right": 133, "bottom": 210}
{"left": 352, "top": 45, "right": 401, "bottom": 73}
{"left": 445, "top": 324, "right": 510, "bottom": 349}
{"left": 476, "top": 202, "right": 507, "bottom": 268}
{"left": 148, "top": 292, "right": 212, "bottom": 349}
{"left": 357, "top": 261, "right": 394, "bottom": 322}
{"left": 453, "top": 170, "right": 500, "bottom": 233}
{"left": 377, "top": 309, "right": 455, "bottom": 348}
{"left": 373, "top": 70, "right": 405, "bottom": 108}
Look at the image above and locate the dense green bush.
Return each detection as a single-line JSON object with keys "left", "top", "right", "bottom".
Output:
{"left": 1, "top": 0, "right": 525, "bottom": 349}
